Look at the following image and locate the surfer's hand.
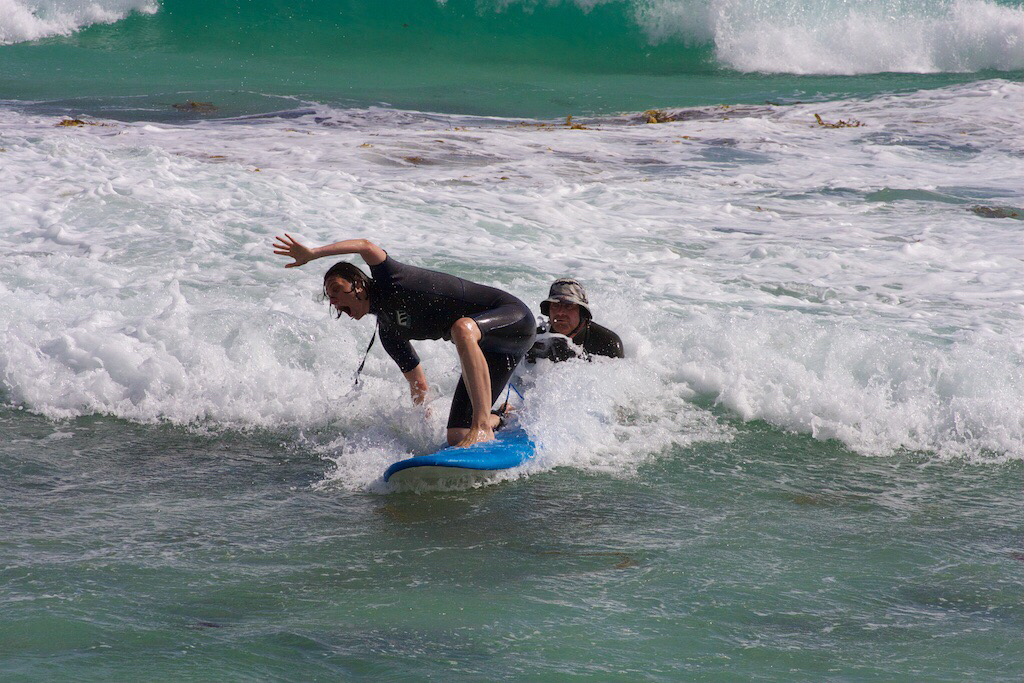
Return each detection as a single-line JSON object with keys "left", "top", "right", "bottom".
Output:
{"left": 273, "top": 233, "right": 315, "bottom": 268}
{"left": 404, "top": 366, "right": 429, "bottom": 406}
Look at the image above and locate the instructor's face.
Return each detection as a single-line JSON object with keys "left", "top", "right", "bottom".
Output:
{"left": 326, "top": 277, "right": 370, "bottom": 320}
{"left": 548, "top": 302, "right": 581, "bottom": 337}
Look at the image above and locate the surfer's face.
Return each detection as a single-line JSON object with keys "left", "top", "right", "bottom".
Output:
{"left": 548, "top": 301, "right": 581, "bottom": 337}
{"left": 326, "top": 277, "right": 370, "bottom": 320}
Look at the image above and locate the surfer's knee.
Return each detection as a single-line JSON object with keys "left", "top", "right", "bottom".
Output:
{"left": 450, "top": 317, "right": 481, "bottom": 346}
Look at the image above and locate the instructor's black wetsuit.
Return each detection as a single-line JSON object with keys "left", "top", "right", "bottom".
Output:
{"left": 367, "top": 256, "right": 535, "bottom": 428}
{"left": 526, "top": 320, "right": 625, "bottom": 364}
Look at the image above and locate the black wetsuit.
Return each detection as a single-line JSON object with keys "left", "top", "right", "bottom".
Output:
{"left": 367, "top": 256, "right": 535, "bottom": 428}
{"left": 526, "top": 320, "right": 624, "bottom": 364}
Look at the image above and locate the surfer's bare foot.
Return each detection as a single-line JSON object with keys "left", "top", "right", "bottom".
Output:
{"left": 454, "top": 425, "right": 494, "bottom": 448}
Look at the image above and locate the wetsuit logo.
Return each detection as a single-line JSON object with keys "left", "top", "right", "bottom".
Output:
{"left": 394, "top": 309, "right": 411, "bottom": 328}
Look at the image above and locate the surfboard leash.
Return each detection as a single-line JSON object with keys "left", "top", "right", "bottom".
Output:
{"left": 353, "top": 324, "right": 378, "bottom": 387}
{"left": 496, "top": 382, "right": 525, "bottom": 418}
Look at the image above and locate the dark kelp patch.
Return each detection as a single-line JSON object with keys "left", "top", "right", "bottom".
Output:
{"left": 640, "top": 104, "right": 774, "bottom": 124}
{"left": 55, "top": 119, "right": 113, "bottom": 128}
{"left": 506, "top": 116, "right": 594, "bottom": 131}
{"left": 173, "top": 101, "right": 218, "bottom": 114}
{"left": 814, "top": 113, "right": 864, "bottom": 129}
{"left": 971, "top": 205, "right": 1022, "bottom": 220}
{"left": 643, "top": 109, "right": 680, "bottom": 123}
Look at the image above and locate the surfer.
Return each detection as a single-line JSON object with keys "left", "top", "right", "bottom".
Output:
{"left": 526, "top": 278, "right": 624, "bottom": 363}
{"left": 273, "top": 235, "right": 535, "bottom": 447}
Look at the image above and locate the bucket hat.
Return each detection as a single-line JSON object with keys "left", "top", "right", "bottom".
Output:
{"left": 540, "top": 278, "right": 592, "bottom": 320}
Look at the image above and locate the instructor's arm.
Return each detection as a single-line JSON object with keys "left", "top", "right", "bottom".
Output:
{"left": 273, "top": 235, "right": 386, "bottom": 267}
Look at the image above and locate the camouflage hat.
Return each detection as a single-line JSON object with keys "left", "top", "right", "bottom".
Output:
{"left": 540, "top": 278, "right": 592, "bottom": 320}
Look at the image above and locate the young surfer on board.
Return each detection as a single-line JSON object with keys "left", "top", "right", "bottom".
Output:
{"left": 273, "top": 235, "right": 535, "bottom": 448}
{"left": 527, "top": 278, "right": 624, "bottom": 363}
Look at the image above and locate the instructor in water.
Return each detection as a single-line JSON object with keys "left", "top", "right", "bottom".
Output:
{"left": 273, "top": 235, "right": 535, "bottom": 448}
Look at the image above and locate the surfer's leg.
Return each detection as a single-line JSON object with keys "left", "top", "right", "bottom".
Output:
{"left": 446, "top": 301, "right": 535, "bottom": 447}
{"left": 446, "top": 351, "right": 517, "bottom": 446}
{"left": 449, "top": 317, "right": 494, "bottom": 447}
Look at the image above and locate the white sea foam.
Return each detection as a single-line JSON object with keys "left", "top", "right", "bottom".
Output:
{"left": 1, "top": 80, "right": 1023, "bottom": 484}
{"left": 636, "top": 0, "right": 1024, "bottom": 74}
{"left": 0, "top": 0, "right": 156, "bottom": 44}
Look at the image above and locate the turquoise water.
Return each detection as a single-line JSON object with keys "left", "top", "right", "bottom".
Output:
{"left": 5, "top": 408, "right": 1024, "bottom": 681}
{"left": 2, "top": 0, "right": 1021, "bottom": 118}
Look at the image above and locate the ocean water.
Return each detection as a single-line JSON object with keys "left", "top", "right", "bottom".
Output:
{"left": 2, "top": 0, "right": 1024, "bottom": 117}
{"left": 3, "top": 1, "right": 1024, "bottom": 680}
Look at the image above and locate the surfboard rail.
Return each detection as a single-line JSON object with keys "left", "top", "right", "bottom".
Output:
{"left": 383, "top": 428, "right": 535, "bottom": 483}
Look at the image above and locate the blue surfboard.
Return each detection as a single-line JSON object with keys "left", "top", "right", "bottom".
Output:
{"left": 383, "top": 428, "right": 536, "bottom": 484}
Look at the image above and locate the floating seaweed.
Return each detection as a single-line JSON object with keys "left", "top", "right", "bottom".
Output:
{"left": 173, "top": 100, "right": 218, "bottom": 114}
{"left": 55, "top": 118, "right": 114, "bottom": 128}
{"left": 508, "top": 116, "right": 590, "bottom": 130}
{"left": 638, "top": 103, "right": 787, "bottom": 127}
{"left": 512, "top": 121, "right": 553, "bottom": 129}
{"left": 643, "top": 109, "right": 678, "bottom": 124}
{"left": 971, "top": 205, "right": 1022, "bottom": 220}
{"left": 641, "top": 107, "right": 744, "bottom": 124}
{"left": 814, "top": 113, "right": 864, "bottom": 128}
{"left": 565, "top": 115, "right": 588, "bottom": 130}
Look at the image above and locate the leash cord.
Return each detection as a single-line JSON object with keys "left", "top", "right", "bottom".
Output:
{"left": 353, "top": 325, "right": 378, "bottom": 386}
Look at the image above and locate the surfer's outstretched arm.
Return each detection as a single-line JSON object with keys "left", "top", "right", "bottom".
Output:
{"left": 273, "top": 234, "right": 386, "bottom": 267}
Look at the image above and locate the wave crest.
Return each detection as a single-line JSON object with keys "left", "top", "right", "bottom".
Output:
{"left": 0, "top": 0, "right": 157, "bottom": 45}
{"left": 3, "top": 0, "right": 1019, "bottom": 76}
{"left": 638, "top": 0, "right": 1024, "bottom": 74}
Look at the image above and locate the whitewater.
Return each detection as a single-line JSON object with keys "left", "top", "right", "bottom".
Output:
{"left": 2, "top": 79, "right": 1022, "bottom": 484}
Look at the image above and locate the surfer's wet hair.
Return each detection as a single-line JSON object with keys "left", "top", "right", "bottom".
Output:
{"left": 322, "top": 261, "right": 372, "bottom": 319}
